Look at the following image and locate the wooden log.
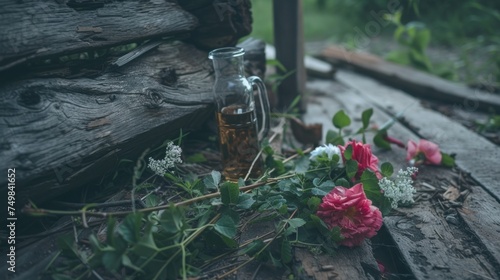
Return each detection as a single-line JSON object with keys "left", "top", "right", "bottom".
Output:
{"left": 320, "top": 46, "right": 500, "bottom": 112}
{"left": 0, "top": 41, "right": 214, "bottom": 206}
{"left": 304, "top": 75, "right": 500, "bottom": 279}
{"left": 0, "top": 0, "right": 198, "bottom": 72}
{"left": 178, "top": 0, "right": 253, "bottom": 50}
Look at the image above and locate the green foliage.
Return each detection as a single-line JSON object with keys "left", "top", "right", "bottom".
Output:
{"left": 385, "top": 10, "right": 433, "bottom": 73}
{"left": 48, "top": 107, "right": 418, "bottom": 279}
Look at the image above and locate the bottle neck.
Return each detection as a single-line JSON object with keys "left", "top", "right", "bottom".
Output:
{"left": 212, "top": 57, "right": 245, "bottom": 78}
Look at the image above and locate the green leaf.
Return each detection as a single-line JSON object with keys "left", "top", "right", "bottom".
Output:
{"left": 379, "top": 196, "right": 393, "bottom": 216}
{"left": 242, "top": 240, "right": 266, "bottom": 257}
{"left": 373, "top": 130, "right": 391, "bottom": 150}
{"left": 326, "top": 130, "right": 344, "bottom": 145}
{"left": 214, "top": 214, "right": 237, "bottom": 238}
{"left": 89, "top": 234, "right": 104, "bottom": 252}
{"left": 361, "top": 108, "right": 373, "bottom": 129}
{"left": 144, "top": 194, "right": 160, "bottom": 208}
{"left": 216, "top": 232, "right": 239, "bottom": 248}
{"left": 332, "top": 110, "right": 351, "bottom": 129}
{"left": 294, "top": 156, "right": 310, "bottom": 174}
{"left": 381, "top": 162, "right": 394, "bottom": 177}
{"left": 220, "top": 181, "right": 240, "bottom": 205}
{"left": 441, "top": 153, "right": 455, "bottom": 167}
{"left": 266, "top": 59, "right": 287, "bottom": 72}
{"left": 344, "top": 144, "right": 353, "bottom": 160}
{"left": 258, "top": 195, "right": 287, "bottom": 211}
{"left": 106, "top": 217, "right": 116, "bottom": 247}
{"left": 307, "top": 197, "right": 322, "bottom": 211}
{"left": 118, "top": 213, "right": 143, "bottom": 244}
{"left": 160, "top": 206, "right": 186, "bottom": 234}
{"left": 237, "top": 193, "right": 255, "bottom": 210}
{"left": 360, "top": 170, "right": 379, "bottom": 194}
{"left": 203, "top": 170, "right": 221, "bottom": 190}
{"left": 281, "top": 239, "right": 292, "bottom": 264}
{"left": 122, "top": 254, "right": 143, "bottom": 273}
{"left": 133, "top": 222, "right": 158, "bottom": 256}
{"left": 57, "top": 234, "right": 80, "bottom": 259}
{"left": 102, "top": 251, "right": 121, "bottom": 272}
{"left": 268, "top": 251, "right": 282, "bottom": 267}
{"left": 309, "top": 214, "right": 330, "bottom": 237}
{"left": 329, "top": 226, "right": 344, "bottom": 243}
{"left": 346, "top": 159, "right": 359, "bottom": 179}
{"left": 311, "top": 180, "right": 335, "bottom": 196}
{"left": 287, "top": 218, "right": 306, "bottom": 229}
{"left": 335, "top": 178, "right": 351, "bottom": 188}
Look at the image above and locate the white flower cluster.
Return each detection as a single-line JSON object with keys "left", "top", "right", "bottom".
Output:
{"left": 379, "top": 167, "right": 418, "bottom": 209}
{"left": 309, "top": 144, "right": 344, "bottom": 167}
{"left": 148, "top": 142, "right": 183, "bottom": 176}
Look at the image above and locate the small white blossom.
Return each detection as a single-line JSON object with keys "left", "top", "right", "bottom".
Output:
{"left": 309, "top": 144, "right": 344, "bottom": 167}
{"left": 148, "top": 142, "right": 183, "bottom": 176}
{"left": 379, "top": 167, "right": 418, "bottom": 209}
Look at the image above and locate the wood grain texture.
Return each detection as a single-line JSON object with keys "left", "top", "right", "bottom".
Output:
{"left": 321, "top": 46, "right": 500, "bottom": 111}
{"left": 0, "top": 42, "right": 214, "bottom": 205}
{"left": 0, "top": 0, "right": 198, "bottom": 71}
{"left": 294, "top": 244, "right": 379, "bottom": 280}
{"left": 304, "top": 78, "right": 500, "bottom": 280}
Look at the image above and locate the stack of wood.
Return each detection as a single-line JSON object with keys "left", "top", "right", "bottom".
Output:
{"left": 0, "top": 0, "right": 257, "bottom": 206}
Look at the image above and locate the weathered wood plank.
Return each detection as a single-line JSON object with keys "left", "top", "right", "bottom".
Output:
{"left": 0, "top": 42, "right": 214, "bottom": 205}
{"left": 294, "top": 244, "right": 379, "bottom": 280}
{"left": 266, "top": 45, "right": 336, "bottom": 79}
{"left": 304, "top": 78, "right": 500, "bottom": 280}
{"left": 336, "top": 70, "right": 500, "bottom": 202}
{"left": 0, "top": 0, "right": 198, "bottom": 72}
{"left": 320, "top": 46, "right": 500, "bottom": 111}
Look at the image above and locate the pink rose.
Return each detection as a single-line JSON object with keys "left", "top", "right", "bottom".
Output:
{"left": 339, "top": 140, "right": 381, "bottom": 179}
{"left": 406, "top": 139, "right": 442, "bottom": 165}
{"left": 316, "top": 183, "right": 383, "bottom": 247}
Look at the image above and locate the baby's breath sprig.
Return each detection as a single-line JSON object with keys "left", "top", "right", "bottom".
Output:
{"left": 378, "top": 167, "right": 418, "bottom": 208}
{"left": 148, "top": 142, "right": 183, "bottom": 176}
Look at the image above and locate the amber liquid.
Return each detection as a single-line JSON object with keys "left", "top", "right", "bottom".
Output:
{"left": 216, "top": 104, "right": 263, "bottom": 181}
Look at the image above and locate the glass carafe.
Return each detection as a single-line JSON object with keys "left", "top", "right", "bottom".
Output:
{"left": 208, "top": 47, "right": 271, "bottom": 181}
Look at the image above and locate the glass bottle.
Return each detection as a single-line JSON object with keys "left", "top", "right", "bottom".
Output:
{"left": 208, "top": 47, "right": 271, "bottom": 181}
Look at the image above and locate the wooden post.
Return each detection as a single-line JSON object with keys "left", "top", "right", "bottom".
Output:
{"left": 273, "top": 0, "right": 306, "bottom": 111}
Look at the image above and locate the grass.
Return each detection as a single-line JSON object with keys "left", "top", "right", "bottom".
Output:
{"left": 249, "top": 0, "right": 378, "bottom": 44}
{"left": 248, "top": 0, "right": 500, "bottom": 84}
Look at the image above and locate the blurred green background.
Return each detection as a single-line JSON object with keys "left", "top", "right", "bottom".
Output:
{"left": 249, "top": 0, "right": 500, "bottom": 85}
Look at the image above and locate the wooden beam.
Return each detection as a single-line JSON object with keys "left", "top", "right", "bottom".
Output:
{"left": 0, "top": 1, "right": 198, "bottom": 72}
{"left": 321, "top": 46, "right": 500, "bottom": 112}
{"left": 0, "top": 42, "right": 214, "bottom": 206}
{"left": 273, "top": 0, "right": 306, "bottom": 111}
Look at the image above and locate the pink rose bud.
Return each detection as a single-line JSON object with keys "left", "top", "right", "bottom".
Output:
{"left": 406, "top": 139, "right": 442, "bottom": 165}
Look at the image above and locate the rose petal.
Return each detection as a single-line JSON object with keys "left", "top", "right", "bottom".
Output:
{"left": 406, "top": 140, "right": 418, "bottom": 161}
{"left": 418, "top": 139, "right": 442, "bottom": 165}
